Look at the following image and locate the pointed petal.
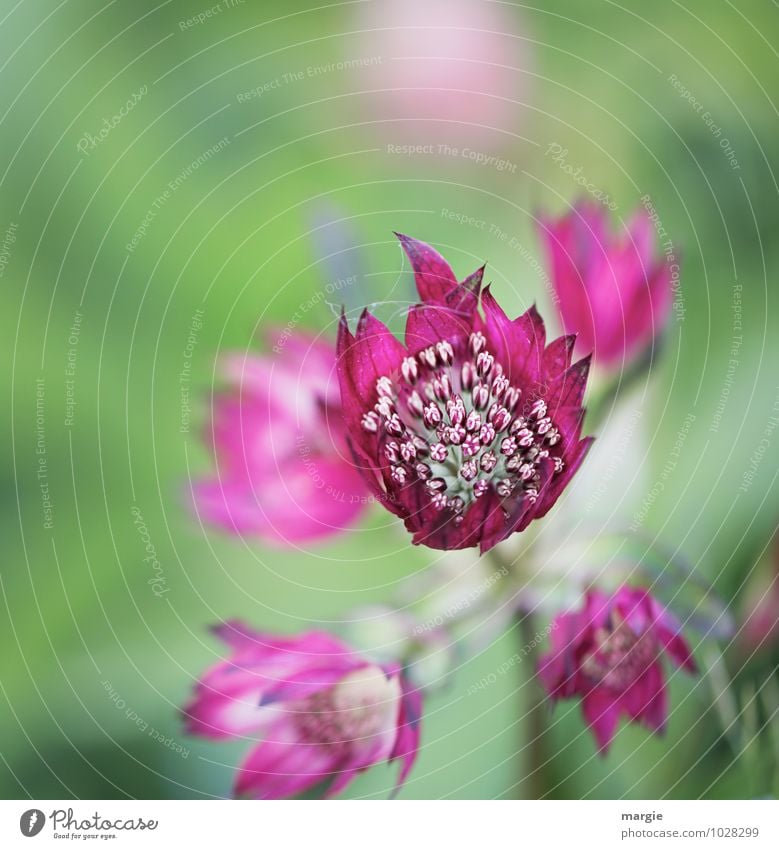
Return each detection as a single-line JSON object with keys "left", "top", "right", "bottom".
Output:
{"left": 396, "top": 232, "right": 458, "bottom": 305}
{"left": 630, "top": 663, "right": 669, "bottom": 733}
{"left": 258, "top": 661, "right": 368, "bottom": 706}
{"left": 405, "top": 303, "right": 473, "bottom": 353}
{"left": 537, "top": 211, "right": 597, "bottom": 353}
{"left": 354, "top": 309, "right": 407, "bottom": 381}
{"left": 538, "top": 611, "right": 586, "bottom": 700}
{"left": 446, "top": 264, "right": 484, "bottom": 315}
{"left": 535, "top": 436, "right": 593, "bottom": 519}
{"left": 323, "top": 765, "right": 362, "bottom": 798}
{"left": 543, "top": 334, "right": 576, "bottom": 378}
{"left": 411, "top": 488, "right": 506, "bottom": 552}
{"left": 627, "top": 208, "right": 656, "bottom": 270}
{"left": 509, "top": 304, "right": 546, "bottom": 387}
{"left": 479, "top": 285, "right": 515, "bottom": 369}
{"left": 581, "top": 687, "right": 621, "bottom": 753}
{"left": 655, "top": 623, "right": 697, "bottom": 674}
{"left": 183, "top": 683, "right": 280, "bottom": 740}
{"left": 546, "top": 354, "right": 591, "bottom": 414}
{"left": 390, "top": 677, "right": 423, "bottom": 791}
{"left": 553, "top": 407, "right": 587, "bottom": 448}
{"left": 509, "top": 456, "right": 557, "bottom": 535}
{"left": 336, "top": 309, "right": 406, "bottom": 433}
{"left": 618, "top": 259, "right": 673, "bottom": 363}
{"left": 234, "top": 722, "right": 338, "bottom": 799}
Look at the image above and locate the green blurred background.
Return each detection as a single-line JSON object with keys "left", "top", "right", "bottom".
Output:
{"left": 2, "top": 0, "right": 778, "bottom": 799}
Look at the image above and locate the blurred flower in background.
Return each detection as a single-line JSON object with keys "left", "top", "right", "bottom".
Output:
{"left": 539, "top": 586, "right": 698, "bottom": 751}
{"left": 184, "top": 621, "right": 421, "bottom": 799}
{"left": 355, "top": 0, "right": 531, "bottom": 152}
{"left": 538, "top": 201, "right": 674, "bottom": 369}
{"left": 738, "top": 543, "right": 779, "bottom": 658}
{"left": 336, "top": 234, "right": 593, "bottom": 552}
{"left": 192, "top": 331, "right": 370, "bottom": 545}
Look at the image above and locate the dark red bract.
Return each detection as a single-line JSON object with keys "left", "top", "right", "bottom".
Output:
{"left": 336, "top": 234, "right": 594, "bottom": 552}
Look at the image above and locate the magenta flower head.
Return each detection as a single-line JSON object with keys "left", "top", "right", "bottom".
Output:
{"left": 192, "top": 331, "right": 370, "bottom": 546}
{"left": 538, "top": 201, "right": 673, "bottom": 367}
{"left": 184, "top": 621, "right": 422, "bottom": 799}
{"left": 539, "top": 586, "right": 697, "bottom": 752}
{"left": 336, "top": 234, "right": 593, "bottom": 552}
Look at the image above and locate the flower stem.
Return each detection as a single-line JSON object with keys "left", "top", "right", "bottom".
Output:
{"left": 487, "top": 545, "right": 547, "bottom": 798}
{"left": 517, "top": 608, "right": 547, "bottom": 799}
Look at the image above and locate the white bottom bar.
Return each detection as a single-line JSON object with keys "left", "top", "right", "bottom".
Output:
{"left": 1, "top": 799, "right": 776, "bottom": 848}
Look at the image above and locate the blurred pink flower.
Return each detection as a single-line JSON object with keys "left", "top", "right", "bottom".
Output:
{"left": 184, "top": 621, "right": 422, "bottom": 799}
{"left": 739, "top": 557, "right": 779, "bottom": 656}
{"left": 356, "top": 0, "right": 531, "bottom": 151}
{"left": 538, "top": 201, "right": 674, "bottom": 368}
{"left": 539, "top": 586, "right": 697, "bottom": 752}
{"left": 336, "top": 233, "right": 592, "bottom": 552}
{"left": 192, "top": 332, "right": 370, "bottom": 546}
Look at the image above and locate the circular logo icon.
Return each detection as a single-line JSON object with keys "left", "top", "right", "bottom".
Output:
{"left": 19, "top": 809, "right": 45, "bottom": 837}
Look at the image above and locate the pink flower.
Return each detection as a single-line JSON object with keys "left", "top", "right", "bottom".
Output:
{"left": 336, "top": 234, "right": 593, "bottom": 552}
{"left": 355, "top": 0, "right": 531, "bottom": 152}
{"left": 538, "top": 201, "right": 674, "bottom": 367}
{"left": 184, "top": 621, "right": 422, "bottom": 799}
{"left": 192, "top": 332, "right": 370, "bottom": 546}
{"left": 538, "top": 587, "right": 697, "bottom": 752}
{"left": 738, "top": 559, "right": 779, "bottom": 656}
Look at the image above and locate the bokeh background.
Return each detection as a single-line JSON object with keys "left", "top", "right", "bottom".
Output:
{"left": 2, "top": 0, "right": 779, "bottom": 800}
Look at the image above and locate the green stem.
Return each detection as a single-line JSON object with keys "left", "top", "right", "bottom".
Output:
{"left": 487, "top": 545, "right": 547, "bottom": 799}
{"left": 517, "top": 608, "right": 547, "bottom": 799}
